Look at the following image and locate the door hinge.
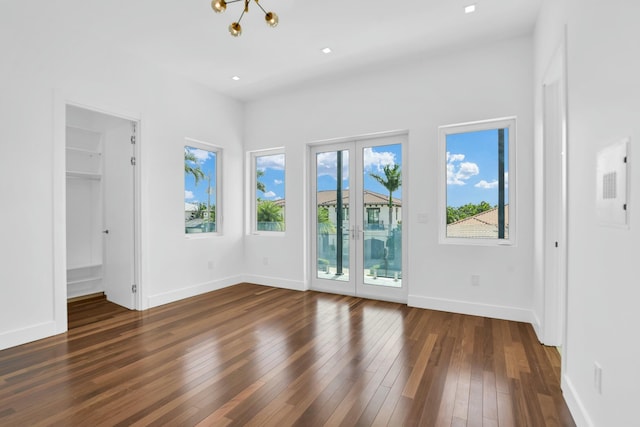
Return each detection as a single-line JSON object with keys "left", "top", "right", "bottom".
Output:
{"left": 132, "top": 284, "right": 137, "bottom": 293}
{"left": 130, "top": 156, "right": 136, "bottom": 166}
{"left": 131, "top": 123, "right": 137, "bottom": 144}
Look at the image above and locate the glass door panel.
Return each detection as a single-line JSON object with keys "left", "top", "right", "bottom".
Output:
{"left": 316, "top": 149, "right": 350, "bottom": 282}
{"left": 361, "top": 143, "right": 402, "bottom": 288}
{"left": 310, "top": 135, "right": 406, "bottom": 302}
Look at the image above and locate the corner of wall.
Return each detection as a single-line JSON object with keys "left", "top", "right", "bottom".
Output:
{"left": 241, "top": 274, "right": 307, "bottom": 292}
{"left": 146, "top": 275, "right": 243, "bottom": 308}
{"left": 408, "top": 294, "right": 536, "bottom": 325}
{"left": 0, "top": 322, "right": 60, "bottom": 351}
{"left": 561, "top": 374, "right": 595, "bottom": 427}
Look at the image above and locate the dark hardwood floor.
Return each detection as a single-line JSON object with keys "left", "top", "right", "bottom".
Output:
{"left": 0, "top": 284, "right": 575, "bottom": 426}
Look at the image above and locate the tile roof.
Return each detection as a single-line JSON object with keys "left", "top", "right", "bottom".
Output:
{"left": 447, "top": 205, "right": 509, "bottom": 239}
{"left": 315, "top": 190, "right": 402, "bottom": 207}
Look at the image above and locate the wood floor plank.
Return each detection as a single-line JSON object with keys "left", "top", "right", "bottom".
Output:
{"left": 0, "top": 283, "right": 576, "bottom": 427}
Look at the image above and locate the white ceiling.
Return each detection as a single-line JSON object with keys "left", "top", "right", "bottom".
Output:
{"left": 18, "top": 0, "right": 542, "bottom": 102}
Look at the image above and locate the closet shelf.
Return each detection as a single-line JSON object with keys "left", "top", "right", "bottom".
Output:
{"left": 67, "top": 276, "right": 102, "bottom": 286}
{"left": 66, "top": 171, "right": 101, "bottom": 180}
{"left": 67, "top": 263, "right": 102, "bottom": 271}
{"left": 66, "top": 146, "right": 102, "bottom": 155}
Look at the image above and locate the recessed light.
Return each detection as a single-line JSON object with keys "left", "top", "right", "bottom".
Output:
{"left": 232, "top": 76, "right": 240, "bottom": 81}
{"left": 321, "top": 47, "right": 332, "bottom": 54}
{"left": 465, "top": 4, "right": 476, "bottom": 14}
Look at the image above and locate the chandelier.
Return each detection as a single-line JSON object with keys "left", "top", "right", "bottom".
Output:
{"left": 211, "top": 0, "right": 279, "bottom": 37}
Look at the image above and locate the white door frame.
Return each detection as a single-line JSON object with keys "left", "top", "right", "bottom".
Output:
{"left": 541, "top": 40, "right": 568, "bottom": 348}
{"left": 53, "top": 93, "right": 143, "bottom": 333}
{"left": 307, "top": 131, "right": 408, "bottom": 303}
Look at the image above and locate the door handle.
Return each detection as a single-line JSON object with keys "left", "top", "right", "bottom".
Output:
{"left": 102, "top": 229, "right": 109, "bottom": 234}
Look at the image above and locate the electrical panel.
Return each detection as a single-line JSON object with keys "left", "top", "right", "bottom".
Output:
{"left": 596, "top": 138, "right": 629, "bottom": 227}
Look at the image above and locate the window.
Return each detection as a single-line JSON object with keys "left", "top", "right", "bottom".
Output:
{"left": 366, "top": 208, "right": 380, "bottom": 225}
{"left": 251, "top": 149, "right": 285, "bottom": 233}
{"left": 184, "top": 140, "right": 221, "bottom": 235}
{"left": 439, "top": 117, "right": 516, "bottom": 244}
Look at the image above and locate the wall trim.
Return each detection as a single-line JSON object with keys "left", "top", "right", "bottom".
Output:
{"left": 408, "top": 295, "right": 535, "bottom": 324}
{"left": 531, "top": 311, "right": 543, "bottom": 342}
{"left": 146, "top": 275, "right": 242, "bottom": 308}
{"left": 0, "top": 321, "right": 60, "bottom": 351}
{"left": 241, "top": 275, "right": 306, "bottom": 292}
{"left": 562, "top": 374, "right": 594, "bottom": 427}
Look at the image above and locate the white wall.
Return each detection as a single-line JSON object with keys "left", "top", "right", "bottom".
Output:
{"left": 535, "top": 1, "right": 640, "bottom": 425}
{"left": 244, "top": 36, "right": 536, "bottom": 322}
{"left": 0, "top": 2, "right": 244, "bottom": 349}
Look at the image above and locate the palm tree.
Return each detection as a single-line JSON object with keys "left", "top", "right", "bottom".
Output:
{"left": 369, "top": 163, "right": 402, "bottom": 232}
{"left": 184, "top": 149, "right": 205, "bottom": 185}
{"left": 257, "top": 200, "right": 284, "bottom": 231}
{"left": 317, "top": 206, "right": 336, "bottom": 235}
{"left": 256, "top": 169, "right": 266, "bottom": 194}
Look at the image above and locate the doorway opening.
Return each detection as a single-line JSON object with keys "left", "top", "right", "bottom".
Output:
{"left": 65, "top": 105, "right": 139, "bottom": 314}
{"left": 541, "top": 40, "right": 568, "bottom": 351}
{"left": 309, "top": 133, "right": 407, "bottom": 303}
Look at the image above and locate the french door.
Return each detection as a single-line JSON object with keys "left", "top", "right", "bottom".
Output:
{"left": 310, "top": 134, "right": 406, "bottom": 302}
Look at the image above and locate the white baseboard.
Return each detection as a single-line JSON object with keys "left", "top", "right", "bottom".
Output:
{"left": 241, "top": 274, "right": 307, "bottom": 292}
{"left": 0, "top": 321, "right": 60, "bottom": 351}
{"left": 531, "top": 311, "right": 543, "bottom": 342}
{"left": 408, "top": 295, "right": 535, "bottom": 324}
{"left": 146, "top": 275, "right": 242, "bottom": 308}
{"left": 562, "top": 374, "right": 593, "bottom": 427}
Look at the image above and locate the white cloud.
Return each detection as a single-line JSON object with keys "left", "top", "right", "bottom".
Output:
{"left": 475, "top": 180, "right": 498, "bottom": 189}
{"left": 274, "top": 179, "right": 283, "bottom": 185}
{"left": 447, "top": 153, "right": 465, "bottom": 163}
{"left": 264, "top": 191, "right": 276, "bottom": 198}
{"left": 256, "top": 153, "right": 285, "bottom": 170}
{"left": 364, "top": 148, "right": 396, "bottom": 173}
{"left": 447, "top": 152, "right": 479, "bottom": 185}
{"left": 474, "top": 172, "right": 508, "bottom": 189}
{"left": 316, "top": 151, "right": 350, "bottom": 181}
{"left": 185, "top": 190, "right": 195, "bottom": 200}
{"left": 186, "top": 147, "right": 214, "bottom": 163}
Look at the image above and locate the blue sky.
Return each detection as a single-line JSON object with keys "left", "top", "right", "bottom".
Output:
{"left": 446, "top": 128, "right": 509, "bottom": 207}
{"left": 316, "top": 144, "right": 403, "bottom": 199}
{"left": 185, "top": 134, "right": 506, "bottom": 209}
{"left": 184, "top": 146, "right": 217, "bottom": 208}
{"left": 256, "top": 153, "right": 285, "bottom": 200}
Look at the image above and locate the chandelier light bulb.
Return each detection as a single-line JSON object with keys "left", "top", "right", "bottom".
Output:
{"left": 265, "top": 11, "right": 279, "bottom": 28}
{"left": 213, "top": 0, "right": 278, "bottom": 36}
{"left": 229, "top": 22, "right": 242, "bottom": 37}
{"left": 212, "top": 0, "right": 226, "bottom": 13}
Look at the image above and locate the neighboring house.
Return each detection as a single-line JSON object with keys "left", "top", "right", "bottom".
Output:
{"left": 185, "top": 202, "right": 216, "bottom": 233}
{"left": 316, "top": 189, "right": 402, "bottom": 231}
{"left": 185, "top": 202, "right": 198, "bottom": 220}
{"left": 447, "top": 205, "right": 509, "bottom": 239}
{"left": 315, "top": 189, "right": 402, "bottom": 273}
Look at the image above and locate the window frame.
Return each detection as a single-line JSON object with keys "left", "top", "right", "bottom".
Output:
{"left": 184, "top": 138, "right": 222, "bottom": 238}
{"left": 249, "top": 148, "right": 286, "bottom": 235}
{"left": 438, "top": 117, "right": 517, "bottom": 246}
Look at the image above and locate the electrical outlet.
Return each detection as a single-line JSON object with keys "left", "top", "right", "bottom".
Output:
{"left": 208, "top": 260, "right": 214, "bottom": 270}
{"left": 263, "top": 257, "right": 269, "bottom": 266}
{"left": 594, "top": 362, "right": 603, "bottom": 394}
{"left": 471, "top": 275, "right": 480, "bottom": 286}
